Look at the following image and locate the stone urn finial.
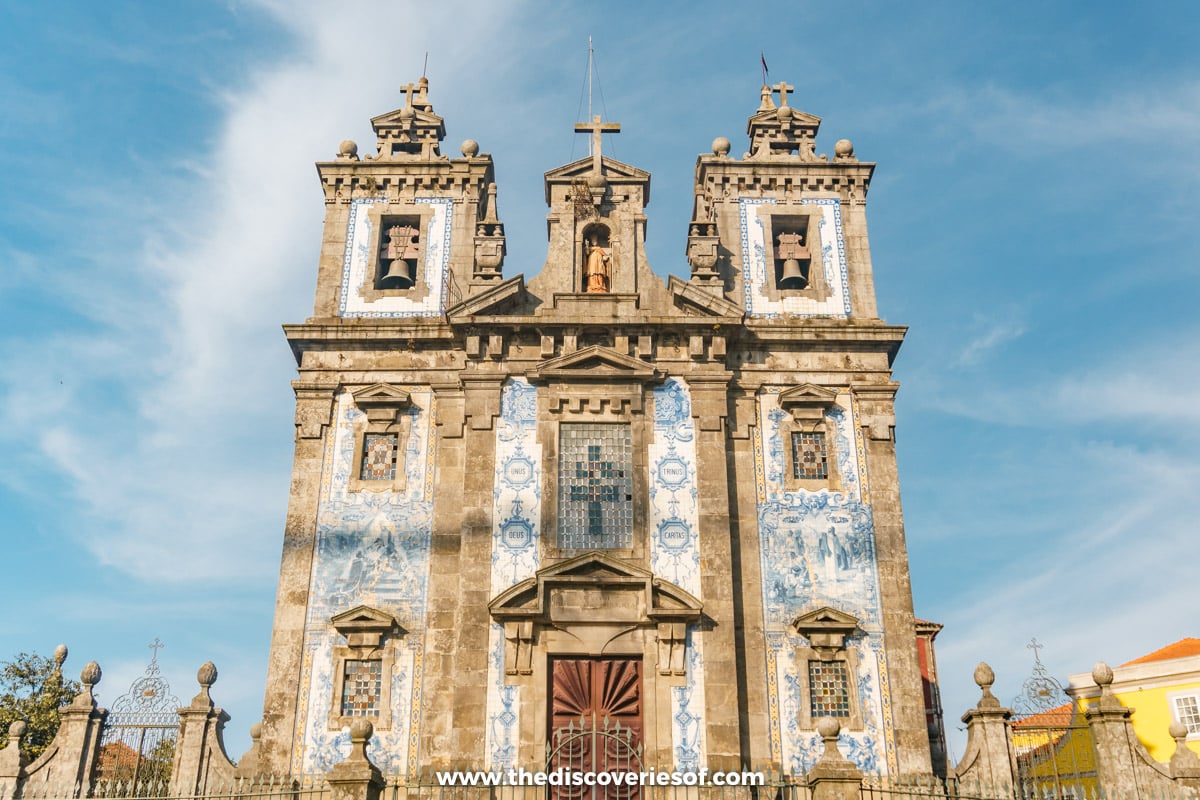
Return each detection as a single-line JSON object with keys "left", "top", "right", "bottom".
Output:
{"left": 80, "top": 661, "right": 101, "bottom": 687}
{"left": 974, "top": 662, "right": 1000, "bottom": 708}
{"left": 1092, "top": 661, "right": 1114, "bottom": 687}
{"left": 53, "top": 644, "right": 68, "bottom": 670}
{"left": 816, "top": 716, "right": 848, "bottom": 764}
{"left": 348, "top": 718, "right": 374, "bottom": 762}
{"left": 337, "top": 140, "right": 358, "bottom": 160}
{"left": 6, "top": 720, "right": 26, "bottom": 741}
{"left": 461, "top": 139, "right": 479, "bottom": 158}
{"left": 197, "top": 661, "right": 218, "bottom": 688}
{"left": 712, "top": 137, "right": 731, "bottom": 157}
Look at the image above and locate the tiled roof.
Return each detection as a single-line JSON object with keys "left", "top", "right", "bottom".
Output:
{"left": 1122, "top": 638, "right": 1200, "bottom": 667}
{"left": 1012, "top": 701, "right": 1074, "bottom": 727}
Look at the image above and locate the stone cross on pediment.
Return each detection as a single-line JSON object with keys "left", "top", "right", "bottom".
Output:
{"left": 574, "top": 114, "right": 621, "bottom": 175}
{"left": 399, "top": 82, "right": 418, "bottom": 108}
{"left": 772, "top": 81, "right": 794, "bottom": 108}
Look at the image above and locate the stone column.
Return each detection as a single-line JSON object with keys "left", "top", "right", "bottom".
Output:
{"left": 953, "top": 663, "right": 1016, "bottom": 796}
{"left": 807, "top": 718, "right": 863, "bottom": 800}
{"left": 171, "top": 662, "right": 236, "bottom": 795}
{"left": 0, "top": 722, "right": 27, "bottom": 800}
{"left": 326, "top": 720, "right": 384, "bottom": 800}
{"left": 22, "top": 662, "right": 107, "bottom": 798}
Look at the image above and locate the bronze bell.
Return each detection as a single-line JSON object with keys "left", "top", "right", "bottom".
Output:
{"left": 380, "top": 258, "right": 415, "bottom": 289}
{"left": 779, "top": 258, "right": 807, "bottom": 289}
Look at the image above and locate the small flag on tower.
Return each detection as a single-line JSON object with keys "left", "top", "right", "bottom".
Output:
{"left": 761, "top": 52, "right": 769, "bottom": 85}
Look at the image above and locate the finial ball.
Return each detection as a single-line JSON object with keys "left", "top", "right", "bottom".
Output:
{"left": 338, "top": 140, "right": 358, "bottom": 158}
{"left": 197, "top": 661, "right": 218, "bottom": 688}
{"left": 461, "top": 139, "right": 479, "bottom": 158}
{"left": 1170, "top": 721, "right": 1189, "bottom": 739}
{"left": 817, "top": 716, "right": 841, "bottom": 739}
{"left": 7, "top": 720, "right": 27, "bottom": 739}
{"left": 973, "top": 662, "right": 995, "bottom": 689}
{"left": 81, "top": 661, "right": 101, "bottom": 686}
{"left": 834, "top": 139, "right": 854, "bottom": 157}
{"left": 54, "top": 644, "right": 68, "bottom": 668}
{"left": 349, "top": 718, "right": 374, "bottom": 742}
{"left": 712, "top": 137, "right": 731, "bottom": 157}
{"left": 1092, "top": 662, "right": 1114, "bottom": 686}
{"left": 249, "top": 722, "right": 263, "bottom": 740}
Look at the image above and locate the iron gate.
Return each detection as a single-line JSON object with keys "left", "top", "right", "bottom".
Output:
{"left": 95, "top": 639, "right": 181, "bottom": 790}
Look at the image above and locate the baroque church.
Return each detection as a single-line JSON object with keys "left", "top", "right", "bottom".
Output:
{"left": 255, "top": 76, "right": 941, "bottom": 779}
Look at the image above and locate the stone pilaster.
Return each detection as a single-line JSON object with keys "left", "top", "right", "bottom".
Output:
{"left": 953, "top": 664, "right": 1016, "bottom": 796}
{"left": 1169, "top": 721, "right": 1200, "bottom": 787}
{"left": 1084, "top": 662, "right": 1179, "bottom": 795}
{"left": 22, "top": 662, "right": 107, "bottom": 798}
{"left": 0, "top": 722, "right": 27, "bottom": 800}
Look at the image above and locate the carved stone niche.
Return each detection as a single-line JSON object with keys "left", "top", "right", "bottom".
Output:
{"left": 488, "top": 552, "right": 702, "bottom": 677}
{"left": 348, "top": 383, "right": 413, "bottom": 493}
{"left": 328, "top": 605, "right": 406, "bottom": 730}
{"left": 526, "top": 345, "right": 666, "bottom": 416}
{"left": 779, "top": 383, "right": 843, "bottom": 492}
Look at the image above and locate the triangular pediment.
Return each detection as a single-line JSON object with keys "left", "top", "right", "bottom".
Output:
{"left": 527, "top": 345, "right": 664, "bottom": 384}
{"left": 351, "top": 383, "right": 412, "bottom": 407}
{"left": 748, "top": 107, "right": 821, "bottom": 128}
{"left": 447, "top": 275, "right": 525, "bottom": 319}
{"left": 545, "top": 156, "right": 649, "bottom": 183}
{"left": 330, "top": 605, "right": 401, "bottom": 632}
{"left": 791, "top": 606, "right": 859, "bottom": 640}
{"left": 669, "top": 275, "right": 745, "bottom": 319}
{"left": 371, "top": 106, "right": 445, "bottom": 129}
{"left": 779, "top": 383, "right": 839, "bottom": 409}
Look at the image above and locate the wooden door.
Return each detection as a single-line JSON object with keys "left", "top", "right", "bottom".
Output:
{"left": 548, "top": 658, "right": 643, "bottom": 797}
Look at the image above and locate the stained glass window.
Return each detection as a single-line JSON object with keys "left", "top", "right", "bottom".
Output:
{"left": 360, "top": 433, "right": 398, "bottom": 481}
{"left": 1176, "top": 695, "right": 1200, "bottom": 735}
{"left": 558, "top": 423, "right": 633, "bottom": 549}
{"left": 340, "top": 659, "right": 382, "bottom": 716}
{"left": 809, "top": 660, "right": 851, "bottom": 719}
{"left": 792, "top": 431, "right": 829, "bottom": 480}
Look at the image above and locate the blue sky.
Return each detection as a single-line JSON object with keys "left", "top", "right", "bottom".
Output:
{"left": 1, "top": 1, "right": 1197, "bottom": 763}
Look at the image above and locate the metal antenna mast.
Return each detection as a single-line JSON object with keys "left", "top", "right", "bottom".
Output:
{"left": 587, "top": 36, "right": 594, "bottom": 154}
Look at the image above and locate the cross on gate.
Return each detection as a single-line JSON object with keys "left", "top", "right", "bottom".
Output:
{"left": 1027, "top": 637, "right": 1044, "bottom": 662}
{"left": 772, "top": 81, "right": 794, "bottom": 108}
{"left": 148, "top": 637, "right": 165, "bottom": 663}
{"left": 570, "top": 445, "right": 620, "bottom": 538}
{"left": 573, "top": 114, "right": 621, "bottom": 175}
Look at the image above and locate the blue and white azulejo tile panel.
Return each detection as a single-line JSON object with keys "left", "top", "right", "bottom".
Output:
{"left": 753, "top": 390, "right": 895, "bottom": 775}
{"left": 650, "top": 379, "right": 706, "bottom": 769}
{"left": 339, "top": 197, "right": 454, "bottom": 318}
{"left": 738, "top": 197, "right": 851, "bottom": 319}
{"left": 484, "top": 379, "right": 541, "bottom": 770}
{"left": 293, "top": 389, "right": 437, "bottom": 777}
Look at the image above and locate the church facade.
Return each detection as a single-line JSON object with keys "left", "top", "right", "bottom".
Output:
{"left": 256, "top": 78, "right": 935, "bottom": 779}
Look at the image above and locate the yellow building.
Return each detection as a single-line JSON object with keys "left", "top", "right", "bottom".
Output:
{"left": 1067, "top": 638, "right": 1200, "bottom": 762}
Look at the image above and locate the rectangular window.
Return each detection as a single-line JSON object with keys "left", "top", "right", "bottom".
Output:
{"left": 558, "top": 423, "right": 633, "bottom": 549}
{"left": 1175, "top": 694, "right": 1200, "bottom": 735}
{"left": 792, "top": 431, "right": 829, "bottom": 480}
{"left": 340, "top": 659, "right": 383, "bottom": 716}
{"left": 360, "top": 433, "right": 399, "bottom": 481}
{"left": 809, "top": 660, "right": 851, "bottom": 719}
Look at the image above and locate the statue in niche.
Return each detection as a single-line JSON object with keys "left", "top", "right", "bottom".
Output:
{"left": 584, "top": 236, "right": 611, "bottom": 293}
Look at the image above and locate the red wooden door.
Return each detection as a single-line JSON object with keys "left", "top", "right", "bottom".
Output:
{"left": 548, "top": 658, "right": 643, "bottom": 796}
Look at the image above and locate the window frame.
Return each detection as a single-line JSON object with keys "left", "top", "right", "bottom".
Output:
{"left": 556, "top": 421, "right": 636, "bottom": 551}
{"left": 1169, "top": 690, "right": 1200, "bottom": 740}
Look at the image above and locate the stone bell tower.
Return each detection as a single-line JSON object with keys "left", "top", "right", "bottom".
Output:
{"left": 257, "top": 76, "right": 934, "bottom": 780}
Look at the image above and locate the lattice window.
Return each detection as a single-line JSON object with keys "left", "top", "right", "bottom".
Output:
{"left": 340, "top": 659, "right": 382, "bottom": 716}
{"left": 809, "top": 660, "right": 851, "bottom": 719}
{"left": 558, "top": 423, "right": 633, "bottom": 549}
{"left": 1175, "top": 694, "right": 1200, "bottom": 735}
{"left": 360, "top": 433, "right": 399, "bottom": 481}
{"left": 792, "top": 431, "right": 829, "bottom": 480}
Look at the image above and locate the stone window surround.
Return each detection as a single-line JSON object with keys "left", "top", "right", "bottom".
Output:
{"left": 327, "top": 606, "right": 405, "bottom": 731}
{"left": 1169, "top": 690, "right": 1200, "bottom": 739}
{"left": 755, "top": 205, "right": 830, "bottom": 302}
{"left": 357, "top": 202, "right": 436, "bottom": 304}
{"left": 792, "top": 607, "right": 864, "bottom": 732}
{"left": 779, "top": 384, "right": 843, "bottom": 493}
{"left": 347, "top": 384, "right": 413, "bottom": 494}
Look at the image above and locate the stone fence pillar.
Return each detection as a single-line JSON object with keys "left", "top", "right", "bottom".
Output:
{"left": 1169, "top": 721, "right": 1200, "bottom": 788}
{"left": 807, "top": 717, "right": 863, "bottom": 800}
{"left": 953, "top": 663, "right": 1016, "bottom": 796}
{"left": 21, "top": 661, "right": 108, "bottom": 798}
{"left": 0, "top": 722, "right": 28, "bottom": 800}
{"left": 171, "top": 662, "right": 237, "bottom": 795}
{"left": 326, "top": 719, "right": 384, "bottom": 800}
{"left": 1084, "top": 662, "right": 1181, "bottom": 796}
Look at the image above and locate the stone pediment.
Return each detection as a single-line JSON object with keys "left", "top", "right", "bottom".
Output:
{"left": 526, "top": 345, "right": 665, "bottom": 384}
{"left": 331, "top": 605, "right": 405, "bottom": 649}
{"left": 792, "top": 606, "right": 859, "bottom": 655}
{"left": 447, "top": 275, "right": 525, "bottom": 319}
{"left": 779, "top": 383, "right": 839, "bottom": 421}
{"left": 748, "top": 107, "right": 821, "bottom": 129}
{"left": 669, "top": 275, "right": 744, "bottom": 318}
{"left": 351, "top": 383, "right": 412, "bottom": 425}
{"left": 488, "top": 551, "right": 702, "bottom": 626}
{"left": 544, "top": 156, "right": 650, "bottom": 183}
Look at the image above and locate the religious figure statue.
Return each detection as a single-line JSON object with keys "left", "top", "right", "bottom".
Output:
{"left": 584, "top": 236, "right": 611, "bottom": 293}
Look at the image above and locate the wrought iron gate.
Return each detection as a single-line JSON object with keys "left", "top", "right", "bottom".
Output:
{"left": 95, "top": 639, "right": 181, "bottom": 790}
